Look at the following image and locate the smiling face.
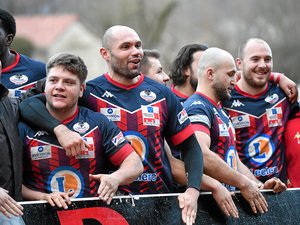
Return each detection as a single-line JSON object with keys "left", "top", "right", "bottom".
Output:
{"left": 101, "top": 26, "right": 144, "bottom": 82}
{"left": 45, "top": 65, "right": 84, "bottom": 118}
{"left": 238, "top": 39, "right": 273, "bottom": 91}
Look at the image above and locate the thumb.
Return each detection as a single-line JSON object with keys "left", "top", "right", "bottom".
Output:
{"left": 178, "top": 195, "right": 185, "bottom": 209}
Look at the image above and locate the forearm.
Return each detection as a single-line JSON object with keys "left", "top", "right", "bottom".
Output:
{"left": 19, "top": 95, "right": 60, "bottom": 133}
{"left": 203, "top": 149, "right": 251, "bottom": 190}
{"left": 22, "top": 184, "right": 47, "bottom": 201}
{"left": 178, "top": 134, "right": 203, "bottom": 190}
{"left": 111, "top": 152, "right": 143, "bottom": 185}
{"left": 237, "top": 159, "right": 261, "bottom": 184}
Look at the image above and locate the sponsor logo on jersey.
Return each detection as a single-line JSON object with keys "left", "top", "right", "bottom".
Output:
{"left": 231, "top": 115, "right": 250, "bottom": 128}
{"left": 73, "top": 122, "right": 90, "bottom": 133}
{"left": 189, "top": 114, "right": 211, "bottom": 127}
{"left": 246, "top": 134, "right": 275, "bottom": 166}
{"left": 295, "top": 132, "right": 300, "bottom": 144}
{"left": 142, "top": 105, "right": 160, "bottom": 127}
{"left": 124, "top": 131, "right": 149, "bottom": 163}
{"left": 250, "top": 166, "right": 279, "bottom": 178}
{"left": 111, "top": 132, "right": 126, "bottom": 147}
{"left": 76, "top": 137, "right": 95, "bottom": 159}
{"left": 47, "top": 166, "right": 84, "bottom": 198}
{"left": 8, "top": 89, "right": 26, "bottom": 98}
{"left": 190, "top": 100, "right": 205, "bottom": 107}
{"left": 219, "top": 123, "right": 229, "bottom": 136}
{"left": 9, "top": 74, "right": 28, "bottom": 85}
{"left": 30, "top": 145, "right": 52, "bottom": 160}
{"left": 266, "top": 107, "right": 283, "bottom": 127}
{"left": 177, "top": 109, "right": 188, "bottom": 125}
{"left": 265, "top": 93, "right": 279, "bottom": 104}
{"left": 135, "top": 173, "right": 157, "bottom": 182}
{"left": 102, "top": 91, "right": 115, "bottom": 98}
{"left": 230, "top": 99, "right": 245, "bottom": 108}
{"left": 225, "top": 146, "right": 238, "bottom": 170}
{"left": 100, "top": 108, "right": 121, "bottom": 121}
{"left": 140, "top": 90, "right": 157, "bottom": 102}
{"left": 33, "top": 130, "right": 49, "bottom": 138}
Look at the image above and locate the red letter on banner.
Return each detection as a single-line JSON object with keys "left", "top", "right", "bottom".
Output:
{"left": 57, "top": 207, "right": 129, "bottom": 225}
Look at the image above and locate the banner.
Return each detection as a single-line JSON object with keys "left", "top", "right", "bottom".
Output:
{"left": 19, "top": 189, "right": 300, "bottom": 225}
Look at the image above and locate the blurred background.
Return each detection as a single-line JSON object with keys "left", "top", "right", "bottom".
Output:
{"left": 1, "top": 0, "right": 299, "bottom": 86}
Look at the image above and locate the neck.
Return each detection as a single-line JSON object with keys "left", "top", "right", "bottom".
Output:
{"left": 1, "top": 49, "right": 16, "bottom": 68}
{"left": 174, "top": 82, "right": 195, "bottom": 97}
{"left": 46, "top": 104, "right": 78, "bottom": 122}
{"left": 197, "top": 83, "right": 219, "bottom": 104}
{"left": 108, "top": 69, "right": 140, "bottom": 86}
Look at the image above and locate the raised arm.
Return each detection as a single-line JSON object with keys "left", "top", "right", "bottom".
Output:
{"left": 19, "top": 95, "right": 89, "bottom": 156}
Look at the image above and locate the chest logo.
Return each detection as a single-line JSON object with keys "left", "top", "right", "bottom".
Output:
{"left": 73, "top": 122, "right": 90, "bottom": 134}
{"left": 140, "top": 90, "right": 157, "bottom": 102}
{"left": 246, "top": 134, "right": 275, "bottom": 166}
{"left": 265, "top": 93, "right": 279, "bottom": 104}
{"left": 9, "top": 74, "right": 28, "bottom": 85}
{"left": 100, "top": 108, "right": 121, "bottom": 121}
{"left": 142, "top": 105, "right": 160, "bottom": 127}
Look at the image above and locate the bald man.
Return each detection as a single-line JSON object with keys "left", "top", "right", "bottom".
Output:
{"left": 184, "top": 47, "right": 286, "bottom": 215}
{"left": 223, "top": 38, "right": 300, "bottom": 184}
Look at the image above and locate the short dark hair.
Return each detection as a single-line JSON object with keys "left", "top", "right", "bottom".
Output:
{"left": 140, "top": 49, "right": 160, "bottom": 74}
{"left": 169, "top": 44, "right": 208, "bottom": 85}
{"left": 46, "top": 53, "right": 88, "bottom": 84}
{"left": 0, "top": 8, "right": 16, "bottom": 37}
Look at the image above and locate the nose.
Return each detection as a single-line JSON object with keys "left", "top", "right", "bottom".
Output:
{"left": 55, "top": 80, "right": 65, "bottom": 90}
{"left": 258, "top": 59, "right": 267, "bottom": 68}
{"left": 162, "top": 71, "right": 170, "bottom": 82}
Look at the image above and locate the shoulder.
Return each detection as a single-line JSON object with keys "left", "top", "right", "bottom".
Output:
{"left": 19, "top": 54, "right": 46, "bottom": 72}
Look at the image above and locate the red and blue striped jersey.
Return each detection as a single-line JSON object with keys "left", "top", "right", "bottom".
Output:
{"left": 184, "top": 92, "right": 238, "bottom": 191}
{"left": 223, "top": 82, "right": 297, "bottom": 183}
{"left": 19, "top": 107, "right": 133, "bottom": 197}
{"left": 2, "top": 51, "right": 46, "bottom": 98}
{"left": 80, "top": 73, "right": 194, "bottom": 194}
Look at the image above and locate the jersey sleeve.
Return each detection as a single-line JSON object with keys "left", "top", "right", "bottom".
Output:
{"left": 184, "top": 99, "right": 212, "bottom": 136}
{"left": 164, "top": 90, "right": 194, "bottom": 146}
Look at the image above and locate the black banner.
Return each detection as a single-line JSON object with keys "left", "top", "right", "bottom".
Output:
{"left": 19, "top": 189, "right": 300, "bottom": 225}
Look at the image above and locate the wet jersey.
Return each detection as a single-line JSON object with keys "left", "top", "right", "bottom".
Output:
{"left": 2, "top": 51, "right": 46, "bottom": 98}
{"left": 81, "top": 73, "right": 194, "bottom": 194}
{"left": 184, "top": 92, "right": 238, "bottom": 191}
{"left": 223, "top": 82, "right": 295, "bottom": 183}
{"left": 19, "top": 107, "right": 133, "bottom": 197}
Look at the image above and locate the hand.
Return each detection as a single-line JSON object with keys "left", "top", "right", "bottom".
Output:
{"left": 54, "top": 124, "right": 90, "bottom": 157}
{"left": 277, "top": 73, "right": 298, "bottom": 103}
{"left": 89, "top": 174, "right": 119, "bottom": 205}
{"left": 263, "top": 177, "right": 287, "bottom": 193}
{"left": 178, "top": 187, "right": 199, "bottom": 225}
{"left": 43, "top": 191, "right": 74, "bottom": 209}
{"left": 239, "top": 180, "right": 268, "bottom": 214}
{"left": 211, "top": 184, "right": 238, "bottom": 218}
{"left": 0, "top": 187, "right": 23, "bottom": 218}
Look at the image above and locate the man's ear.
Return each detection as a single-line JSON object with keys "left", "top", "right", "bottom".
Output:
{"left": 207, "top": 68, "right": 214, "bottom": 80}
{"left": 100, "top": 47, "right": 110, "bottom": 61}
{"left": 236, "top": 58, "right": 243, "bottom": 70}
{"left": 5, "top": 34, "right": 14, "bottom": 46}
{"left": 79, "top": 83, "right": 86, "bottom": 97}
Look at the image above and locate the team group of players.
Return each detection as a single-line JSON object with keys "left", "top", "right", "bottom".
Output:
{"left": 0, "top": 8, "right": 300, "bottom": 225}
